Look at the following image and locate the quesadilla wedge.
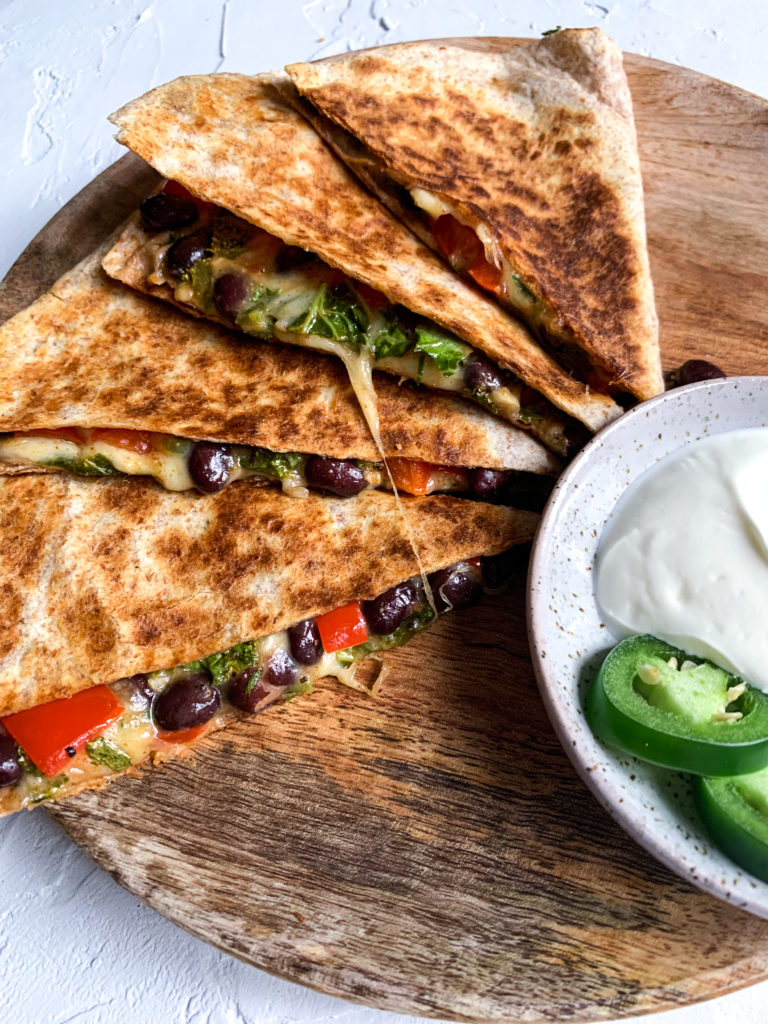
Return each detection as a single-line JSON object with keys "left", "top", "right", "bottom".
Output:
{"left": 101, "top": 72, "right": 622, "bottom": 457}
{"left": 286, "top": 29, "right": 663, "bottom": 403}
{"left": 0, "top": 474, "right": 536, "bottom": 813}
{"left": 0, "top": 246, "right": 559, "bottom": 504}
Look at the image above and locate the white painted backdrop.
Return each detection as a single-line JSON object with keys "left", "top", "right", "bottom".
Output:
{"left": 1, "top": 2, "right": 766, "bottom": 1021}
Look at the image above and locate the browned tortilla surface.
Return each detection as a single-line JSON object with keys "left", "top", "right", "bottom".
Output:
{"left": 0, "top": 244, "right": 558, "bottom": 475}
{"left": 286, "top": 30, "right": 663, "bottom": 401}
{"left": 0, "top": 474, "right": 536, "bottom": 716}
{"left": 104, "top": 71, "right": 620, "bottom": 432}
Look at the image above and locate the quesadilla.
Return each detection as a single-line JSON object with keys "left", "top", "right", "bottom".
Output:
{"left": 0, "top": 246, "right": 559, "bottom": 503}
{"left": 101, "top": 72, "right": 622, "bottom": 457}
{"left": 286, "top": 29, "right": 663, "bottom": 403}
{"left": 0, "top": 474, "right": 536, "bottom": 813}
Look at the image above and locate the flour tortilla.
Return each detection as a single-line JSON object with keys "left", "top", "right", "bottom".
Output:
{"left": 0, "top": 243, "right": 558, "bottom": 476}
{"left": 103, "top": 71, "right": 620, "bottom": 433}
{"left": 0, "top": 475, "right": 536, "bottom": 717}
{"left": 286, "top": 30, "right": 663, "bottom": 402}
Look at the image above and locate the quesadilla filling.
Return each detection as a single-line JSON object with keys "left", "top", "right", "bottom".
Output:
{"left": 399, "top": 191, "right": 622, "bottom": 397}
{"left": 0, "top": 428, "right": 542, "bottom": 502}
{"left": 0, "top": 555, "right": 515, "bottom": 813}
{"left": 128, "top": 182, "right": 570, "bottom": 455}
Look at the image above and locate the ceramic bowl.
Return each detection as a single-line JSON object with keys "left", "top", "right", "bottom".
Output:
{"left": 527, "top": 376, "right": 768, "bottom": 918}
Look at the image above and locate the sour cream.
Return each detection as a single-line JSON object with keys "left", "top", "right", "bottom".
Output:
{"left": 596, "top": 428, "right": 768, "bottom": 692}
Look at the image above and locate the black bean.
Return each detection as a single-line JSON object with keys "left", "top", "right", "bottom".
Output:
{"left": 124, "top": 673, "right": 155, "bottom": 705}
{"left": 363, "top": 581, "right": 417, "bottom": 635}
{"left": 228, "top": 666, "right": 269, "bottom": 713}
{"left": 213, "top": 273, "right": 249, "bottom": 320}
{"left": 463, "top": 352, "right": 502, "bottom": 393}
{"left": 468, "top": 467, "right": 510, "bottom": 496}
{"left": 676, "top": 359, "right": 727, "bottom": 386}
{"left": 262, "top": 649, "right": 298, "bottom": 689}
{"left": 274, "top": 245, "right": 315, "bottom": 273}
{"left": 288, "top": 619, "right": 322, "bottom": 665}
{"left": 0, "top": 727, "right": 22, "bottom": 788}
{"left": 165, "top": 232, "right": 212, "bottom": 278}
{"left": 428, "top": 562, "right": 483, "bottom": 613}
{"left": 140, "top": 193, "right": 199, "bottom": 232}
{"left": 154, "top": 672, "right": 221, "bottom": 732}
{"left": 188, "top": 441, "right": 234, "bottom": 493}
{"left": 304, "top": 456, "right": 367, "bottom": 497}
{"left": 481, "top": 544, "right": 531, "bottom": 591}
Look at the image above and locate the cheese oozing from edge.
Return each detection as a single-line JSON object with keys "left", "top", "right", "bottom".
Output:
{"left": 135, "top": 201, "right": 569, "bottom": 454}
{"left": 596, "top": 428, "right": 768, "bottom": 693}
{"left": 0, "top": 572, "right": 450, "bottom": 814}
{"left": 0, "top": 434, "right": 479, "bottom": 497}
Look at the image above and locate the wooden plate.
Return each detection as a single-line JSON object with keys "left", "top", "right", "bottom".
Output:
{"left": 2, "top": 42, "right": 768, "bottom": 1024}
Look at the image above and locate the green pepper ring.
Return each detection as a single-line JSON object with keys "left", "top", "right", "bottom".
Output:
{"left": 694, "top": 774, "right": 768, "bottom": 884}
{"left": 586, "top": 634, "right": 768, "bottom": 776}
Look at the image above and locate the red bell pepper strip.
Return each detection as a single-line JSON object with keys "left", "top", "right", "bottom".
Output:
{"left": 2, "top": 685, "right": 124, "bottom": 777}
{"left": 431, "top": 214, "right": 503, "bottom": 293}
{"left": 387, "top": 458, "right": 435, "bottom": 496}
{"left": 316, "top": 602, "right": 368, "bottom": 653}
{"left": 89, "top": 428, "right": 156, "bottom": 454}
{"left": 157, "top": 723, "right": 208, "bottom": 745}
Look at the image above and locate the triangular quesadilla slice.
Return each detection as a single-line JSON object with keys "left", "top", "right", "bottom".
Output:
{"left": 101, "top": 72, "right": 621, "bottom": 457}
{"left": 286, "top": 29, "right": 663, "bottom": 403}
{"left": 0, "top": 246, "right": 559, "bottom": 504}
{"left": 0, "top": 474, "right": 536, "bottom": 813}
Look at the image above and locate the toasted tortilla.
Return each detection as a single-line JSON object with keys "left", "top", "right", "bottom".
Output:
{"left": 103, "top": 71, "right": 620, "bottom": 433}
{"left": 0, "top": 243, "right": 558, "bottom": 476}
{"left": 0, "top": 474, "right": 535, "bottom": 717}
{"left": 286, "top": 30, "right": 663, "bottom": 402}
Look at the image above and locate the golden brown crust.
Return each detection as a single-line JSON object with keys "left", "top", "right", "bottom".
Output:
{"left": 0, "top": 474, "right": 536, "bottom": 716}
{"left": 286, "top": 30, "right": 663, "bottom": 401}
{"left": 0, "top": 244, "right": 559, "bottom": 475}
{"left": 105, "top": 72, "right": 621, "bottom": 431}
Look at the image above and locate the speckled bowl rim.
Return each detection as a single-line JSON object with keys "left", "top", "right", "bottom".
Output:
{"left": 527, "top": 375, "right": 768, "bottom": 918}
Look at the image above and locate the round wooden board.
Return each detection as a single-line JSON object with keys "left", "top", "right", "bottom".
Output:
{"left": 2, "top": 44, "right": 768, "bottom": 1023}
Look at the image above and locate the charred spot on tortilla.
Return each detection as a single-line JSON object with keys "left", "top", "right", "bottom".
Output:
{"left": 101, "top": 71, "right": 622, "bottom": 449}
{"left": 285, "top": 29, "right": 662, "bottom": 403}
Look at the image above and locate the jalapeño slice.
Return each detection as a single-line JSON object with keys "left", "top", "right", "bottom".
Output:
{"left": 694, "top": 770, "right": 768, "bottom": 883}
{"left": 586, "top": 635, "right": 768, "bottom": 776}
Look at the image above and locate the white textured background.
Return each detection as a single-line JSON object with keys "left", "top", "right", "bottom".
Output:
{"left": 1, "top": 2, "right": 767, "bottom": 1022}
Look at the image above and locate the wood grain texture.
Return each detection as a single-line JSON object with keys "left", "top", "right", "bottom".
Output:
{"left": 1, "top": 46, "right": 767, "bottom": 1023}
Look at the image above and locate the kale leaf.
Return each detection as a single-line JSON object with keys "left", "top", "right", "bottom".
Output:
{"left": 30, "top": 776, "right": 68, "bottom": 804}
{"left": 283, "top": 679, "right": 313, "bottom": 702}
{"left": 238, "top": 447, "right": 306, "bottom": 480}
{"left": 244, "top": 666, "right": 264, "bottom": 696}
{"left": 510, "top": 272, "right": 537, "bottom": 304}
{"left": 289, "top": 284, "right": 368, "bottom": 350}
{"left": 235, "top": 284, "right": 278, "bottom": 339}
{"left": 17, "top": 747, "right": 42, "bottom": 777}
{"left": 198, "top": 641, "right": 258, "bottom": 688}
{"left": 44, "top": 454, "right": 119, "bottom": 477}
{"left": 371, "top": 317, "right": 413, "bottom": 360}
{"left": 85, "top": 738, "right": 132, "bottom": 772}
{"left": 186, "top": 259, "right": 214, "bottom": 312}
{"left": 466, "top": 386, "right": 500, "bottom": 415}
{"left": 414, "top": 325, "right": 472, "bottom": 377}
